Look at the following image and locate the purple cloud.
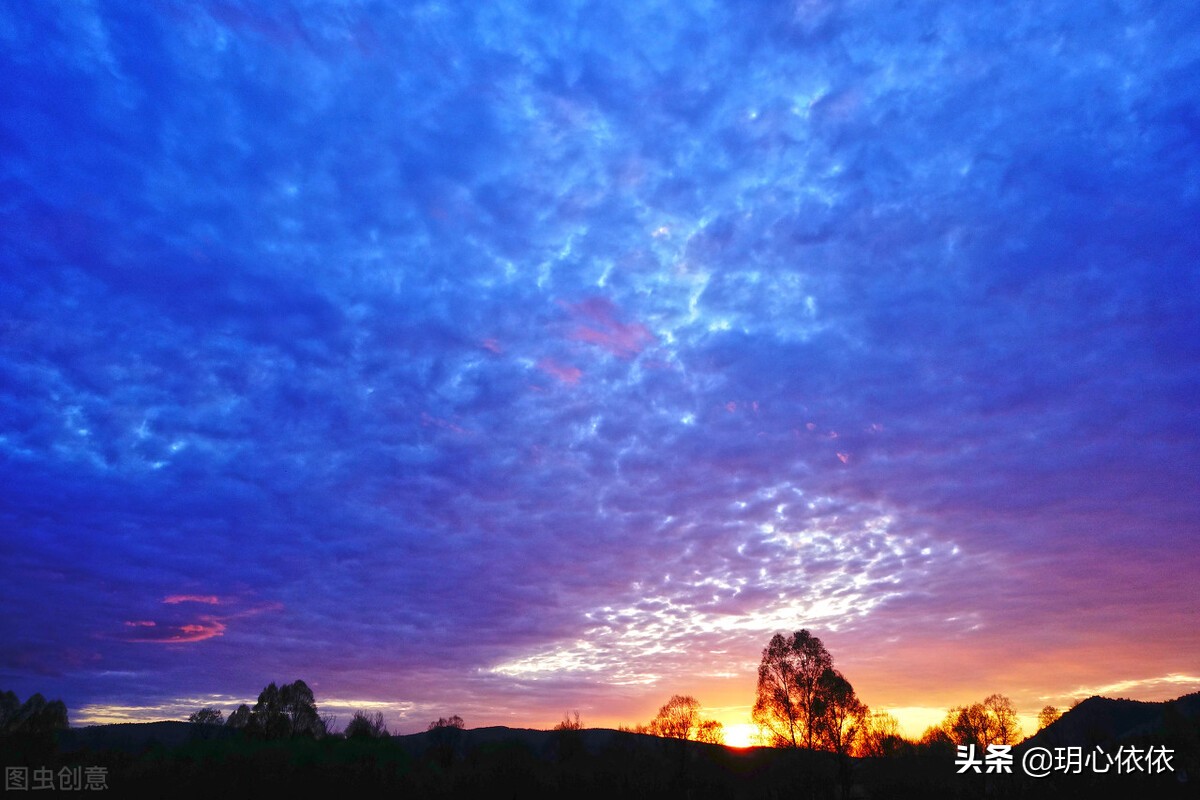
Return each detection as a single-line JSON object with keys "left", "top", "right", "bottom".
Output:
{"left": 0, "top": 1, "right": 1197, "bottom": 736}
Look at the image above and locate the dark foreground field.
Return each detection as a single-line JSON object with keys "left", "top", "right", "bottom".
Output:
{"left": 2, "top": 712, "right": 1195, "bottom": 800}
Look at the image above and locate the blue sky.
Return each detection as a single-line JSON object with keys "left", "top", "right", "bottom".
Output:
{"left": 2, "top": 1, "right": 1198, "bottom": 736}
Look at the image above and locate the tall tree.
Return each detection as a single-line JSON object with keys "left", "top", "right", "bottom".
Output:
{"left": 939, "top": 694, "right": 1021, "bottom": 747}
{"left": 225, "top": 704, "right": 251, "bottom": 729}
{"left": 816, "top": 668, "right": 868, "bottom": 800}
{"left": 983, "top": 694, "right": 1021, "bottom": 745}
{"left": 0, "top": 692, "right": 68, "bottom": 736}
{"left": 751, "top": 630, "right": 833, "bottom": 748}
{"left": 945, "top": 702, "right": 994, "bottom": 749}
{"left": 644, "top": 695, "right": 725, "bottom": 744}
{"left": 649, "top": 695, "right": 701, "bottom": 740}
{"left": 248, "top": 680, "right": 325, "bottom": 739}
{"left": 815, "top": 668, "right": 867, "bottom": 758}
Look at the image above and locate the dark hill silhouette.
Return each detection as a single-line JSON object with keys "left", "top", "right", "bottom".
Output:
{"left": 1022, "top": 692, "right": 1200, "bottom": 749}
{"left": 391, "top": 724, "right": 709, "bottom": 758}
{"left": 57, "top": 720, "right": 240, "bottom": 753}
{"left": 31, "top": 699, "right": 1196, "bottom": 799}
{"left": 44, "top": 722, "right": 846, "bottom": 799}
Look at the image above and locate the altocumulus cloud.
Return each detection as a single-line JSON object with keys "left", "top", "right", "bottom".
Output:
{"left": 1, "top": 0, "right": 1198, "bottom": 730}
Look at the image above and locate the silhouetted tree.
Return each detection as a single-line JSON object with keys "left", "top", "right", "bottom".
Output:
{"left": 650, "top": 695, "right": 701, "bottom": 739}
{"left": 919, "top": 723, "right": 954, "bottom": 748}
{"left": 937, "top": 693, "right": 1021, "bottom": 748}
{"left": 428, "top": 714, "right": 465, "bottom": 731}
{"left": 646, "top": 695, "right": 727, "bottom": 745}
{"left": 248, "top": 680, "right": 325, "bottom": 739}
{"left": 983, "top": 694, "right": 1021, "bottom": 745}
{"left": 345, "top": 710, "right": 388, "bottom": 739}
{"left": 0, "top": 692, "right": 68, "bottom": 736}
{"left": 815, "top": 668, "right": 867, "bottom": 756}
{"left": 751, "top": 630, "right": 833, "bottom": 748}
{"left": 858, "top": 711, "right": 907, "bottom": 757}
{"left": 554, "top": 711, "right": 583, "bottom": 731}
{"left": 920, "top": 723, "right": 953, "bottom": 743}
{"left": 225, "top": 703, "right": 251, "bottom": 729}
{"left": 188, "top": 707, "right": 224, "bottom": 725}
{"left": 427, "top": 714, "right": 465, "bottom": 768}
{"left": 695, "top": 719, "right": 725, "bottom": 745}
{"left": 945, "top": 702, "right": 993, "bottom": 748}
{"left": 815, "top": 669, "right": 868, "bottom": 799}
{"left": 0, "top": 691, "right": 18, "bottom": 731}
{"left": 1037, "top": 704, "right": 1061, "bottom": 731}
{"left": 552, "top": 711, "right": 585, "bottom": 762}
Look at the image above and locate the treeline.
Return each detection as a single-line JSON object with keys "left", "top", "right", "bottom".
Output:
{"left": 620, "top": 695, "right": 725, "bottom": 745}
{"left": 1, "top": 691, "right": 69, "bottom": 737}
{"left": 188, "top": 680, "right": 327, "bottom": 739}
{"left": 185, "top": 680, "right": 466, "bottom": 743}
{"left": 0, "top": 690, "right": 71, "bottom": 765}
{"left": 738, "top": 629, "right": 1027, "bottom": 796}
{"left": 7, "top": 630, "right": 1197, "bottom": 797}
{"left": 745, "top": 630, "right": 1026, "bottom": 756}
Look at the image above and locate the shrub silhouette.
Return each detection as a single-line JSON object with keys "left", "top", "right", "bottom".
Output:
{"left": 345, "top": 710, "right": 388, "bottom": 739}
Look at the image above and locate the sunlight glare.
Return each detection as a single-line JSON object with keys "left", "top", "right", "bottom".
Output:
{"left": 723, "top": 723, "right": 758, "bottom": 748}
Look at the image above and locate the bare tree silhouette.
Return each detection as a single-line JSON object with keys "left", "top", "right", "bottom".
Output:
{"left": 650, "top": 695, "right": 701, "bottom": 739}
{"left": 553, "top": 711, "right": 582, "bottom": 731}
{"left": 645, "top": 696, "right": 724, "bottom": 744}
{"left": 935, "top": 693, "right": 1022, "bottom": 747}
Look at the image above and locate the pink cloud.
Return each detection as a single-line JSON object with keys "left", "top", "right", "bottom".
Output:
{"left": 537, "top": 358, "right": 582, "bottom": 385}
{"left": 163, "top": 594, "right": 220, "bottom": 605}
{"left": 236, "top": 601, "right": 285, "bottom": 618}
{"left": 120, "top": 618, "right": 226, "bottom": 644}
{"left": 562, "top": 297, "right": 655, "bottom": 358}
{"left": 481, "top": 338, "right": 502, "bottom": 354}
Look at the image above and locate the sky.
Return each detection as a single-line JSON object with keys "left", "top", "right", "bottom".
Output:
{"left": 2, "top": 1, "right": 1198, "bottom": 741}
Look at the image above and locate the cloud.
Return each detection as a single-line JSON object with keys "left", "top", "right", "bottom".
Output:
{"left": 163, "top": 595, "right": 220, "bottom": 605}
{"left": 1059, "top": 674, "right": 1200, "bottom": 701}
{"left": 563, "top": 297, "right": 657, "bottom": 358}
{"left": 536, "top": 358, "right": 583, "bottom": 385}
{"left": 0, "top": 1, "right": 1197, "bottom": 731}
{"left": 118, "top": 618, "right": 226, "bottom": 644}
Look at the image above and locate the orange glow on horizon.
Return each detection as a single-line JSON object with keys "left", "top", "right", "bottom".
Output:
{"left": 722, "top": 723, "right": 757, "bottom": 748}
